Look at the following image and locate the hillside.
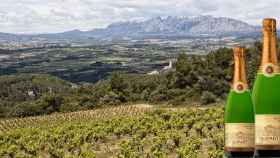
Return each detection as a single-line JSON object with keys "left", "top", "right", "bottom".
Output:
{"left": 0, "top": 105, "right": 224, "bottom": 158}
{"left": 0, "top": 74, "right": 73, "bottom": 117}
{"left": 0, "top": 41, "right": 265, "bottom": 118}
{"left": 0, "top": 74, "right": 73, "bottom": 101}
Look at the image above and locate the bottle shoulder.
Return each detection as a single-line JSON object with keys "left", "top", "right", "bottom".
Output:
{"left": 225, "top": 90, "right": 254, "bottom": 123}
{"left": 252, "top": 74, "right": 280, "bottom": 114}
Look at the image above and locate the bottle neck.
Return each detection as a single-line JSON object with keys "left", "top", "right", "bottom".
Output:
{"left": 261, "top": 31, "right": 278, "bottom": 67}
{"left": 233, "top": 53, "right": 248, "bottom": 91}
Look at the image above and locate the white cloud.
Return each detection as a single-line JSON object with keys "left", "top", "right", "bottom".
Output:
{"left": 0, "top": 0, "right": 279, "bottom": 33}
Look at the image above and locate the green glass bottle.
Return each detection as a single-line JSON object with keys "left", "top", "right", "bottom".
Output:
{"left": 252, "top": 18, "right": 280, "bottom": 157}
{"left": 225, "top": 47, "right": 255, "bottom": 158}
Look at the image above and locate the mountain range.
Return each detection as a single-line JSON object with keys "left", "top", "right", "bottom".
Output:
{"left": 0, "top": 15, "right": 261, "bottom": 43}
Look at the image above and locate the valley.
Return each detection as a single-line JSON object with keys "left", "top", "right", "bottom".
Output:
{"left": 0, "top": 36, "right": 256, "bottom": 83}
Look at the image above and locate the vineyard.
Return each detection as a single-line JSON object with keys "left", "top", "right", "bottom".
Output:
{"left": 0, "top": 105, "right": 151, "bottom": 133}
{"left": 0, "top": 105, "right": 224, "bottom": 158}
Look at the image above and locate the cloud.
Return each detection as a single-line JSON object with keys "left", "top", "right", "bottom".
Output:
{"left": 0, "top": 0, "right": 280, "bottom": 33}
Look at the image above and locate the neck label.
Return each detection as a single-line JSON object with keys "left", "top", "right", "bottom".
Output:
{"left": 233, "top": 82, "right": 247, "bottom": 93}
{"left": 262, "top": 63, "right": 278, "bottom": 77}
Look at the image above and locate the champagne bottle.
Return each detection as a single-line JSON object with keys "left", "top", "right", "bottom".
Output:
{"left": 225, "top": 47, "right": 255, "bottom": 158}
{"left": 252, "top": 18, "right": 280, "bottom": 157}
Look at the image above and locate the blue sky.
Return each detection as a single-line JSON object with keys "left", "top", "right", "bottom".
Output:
{"left": 1, "top": 0, "right": 280, "bottom": 33}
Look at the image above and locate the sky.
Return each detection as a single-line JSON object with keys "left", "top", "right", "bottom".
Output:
{"left": 1, "top": 0, "right": 280, "bottom": 34}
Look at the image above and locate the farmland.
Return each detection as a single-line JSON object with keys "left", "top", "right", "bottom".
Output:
{"left": 0, "top": 37, "right": 255, "bottom": 83}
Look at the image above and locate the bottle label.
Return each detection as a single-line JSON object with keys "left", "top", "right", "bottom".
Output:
{"left": 256, "top": 115, "right": 280, "bottom": 145}
{"left": 261, "top": 63, "right": 279, "bottom": 77}
{"left": 225, "top": 123, "right": 254, "bottom": 148}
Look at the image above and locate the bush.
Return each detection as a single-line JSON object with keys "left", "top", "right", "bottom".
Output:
{"left": 201, "top": 91, "right": 216, "bottom": 105}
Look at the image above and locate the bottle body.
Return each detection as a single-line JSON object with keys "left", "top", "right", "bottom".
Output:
{"left": 225, "top": 90, "right": 255, "bottom": 157}
{"left": 253, "top": 74, "right": 280, "bottom": 157}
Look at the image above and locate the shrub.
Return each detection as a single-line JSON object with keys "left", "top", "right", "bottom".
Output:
{"left": 201, "top": 91, "right": 216, "bottom": 105}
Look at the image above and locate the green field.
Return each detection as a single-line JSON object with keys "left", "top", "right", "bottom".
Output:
{"left": 0, "top": 105, "right": 224, "bottom": 158}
